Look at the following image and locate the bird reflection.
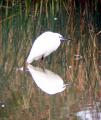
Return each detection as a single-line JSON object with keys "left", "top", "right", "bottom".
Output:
{"left": 27, "top": 64, "right": 68, "bottom": 95}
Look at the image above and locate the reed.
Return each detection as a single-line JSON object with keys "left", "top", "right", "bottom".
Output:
{"left": 0, "top": 0, "right": 101, "bottom": 119}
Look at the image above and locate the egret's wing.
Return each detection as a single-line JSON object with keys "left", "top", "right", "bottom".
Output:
{"left": 27, "top": 37, "right": 47, "bottom": 63}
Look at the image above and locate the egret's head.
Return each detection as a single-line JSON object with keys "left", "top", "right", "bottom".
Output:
{"left": 43, "top": 31, "right": 68, "bottom": 41}
{"left": 54, "top": 33, "right": 66, "bottom": 41}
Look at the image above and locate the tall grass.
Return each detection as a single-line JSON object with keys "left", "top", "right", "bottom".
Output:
{"left": 0, "top": 0, "right": 101, "bottom": 120}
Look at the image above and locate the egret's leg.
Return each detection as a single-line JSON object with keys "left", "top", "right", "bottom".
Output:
{"left": 38, "top": 56, "right": 46, "bottom": 69}
{"left": 41, "top": 56, "right": 45, "bottom": 65}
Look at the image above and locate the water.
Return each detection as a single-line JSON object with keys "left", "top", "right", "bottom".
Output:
{"left": 0, "top": 1, "right": 101, "bottom": 120}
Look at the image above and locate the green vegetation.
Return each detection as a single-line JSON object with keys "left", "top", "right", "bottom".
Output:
{"left": 0, "top": 0, "right": 101, "bottom": 120}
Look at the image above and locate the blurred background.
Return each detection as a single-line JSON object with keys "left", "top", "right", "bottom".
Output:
{"left": 0, "top": 0, "right": 101, "bottom": 120}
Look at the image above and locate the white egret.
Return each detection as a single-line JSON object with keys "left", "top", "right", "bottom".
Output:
{"left": 27, "top": 64, "right": 68, "bottom": 95}
{"left": 27, "top": 31, "right": 66, "bottom": 63}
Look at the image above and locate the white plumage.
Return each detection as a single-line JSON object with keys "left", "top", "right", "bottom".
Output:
{"left": 27, "top": 64, "right": 67, "bottom": 95}
{"left": 27, "top": 31, "right": 64, "bottom": 63}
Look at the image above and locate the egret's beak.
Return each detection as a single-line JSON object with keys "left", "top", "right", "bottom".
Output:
{"left": 61, "top": 38, "right": 67, "bottom": 40}
{"left": 60, "top": 37, "right": 72, "bottom": 41}
{"left": 60, "top": 36, "right": 67, "bottom": 41}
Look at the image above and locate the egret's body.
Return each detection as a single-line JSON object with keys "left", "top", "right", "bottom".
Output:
{"left": 27, "top": 64, "right": 67, "bottom": 95}
{"left": 27, "top": 31, "right": 64, "bottom": 63}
